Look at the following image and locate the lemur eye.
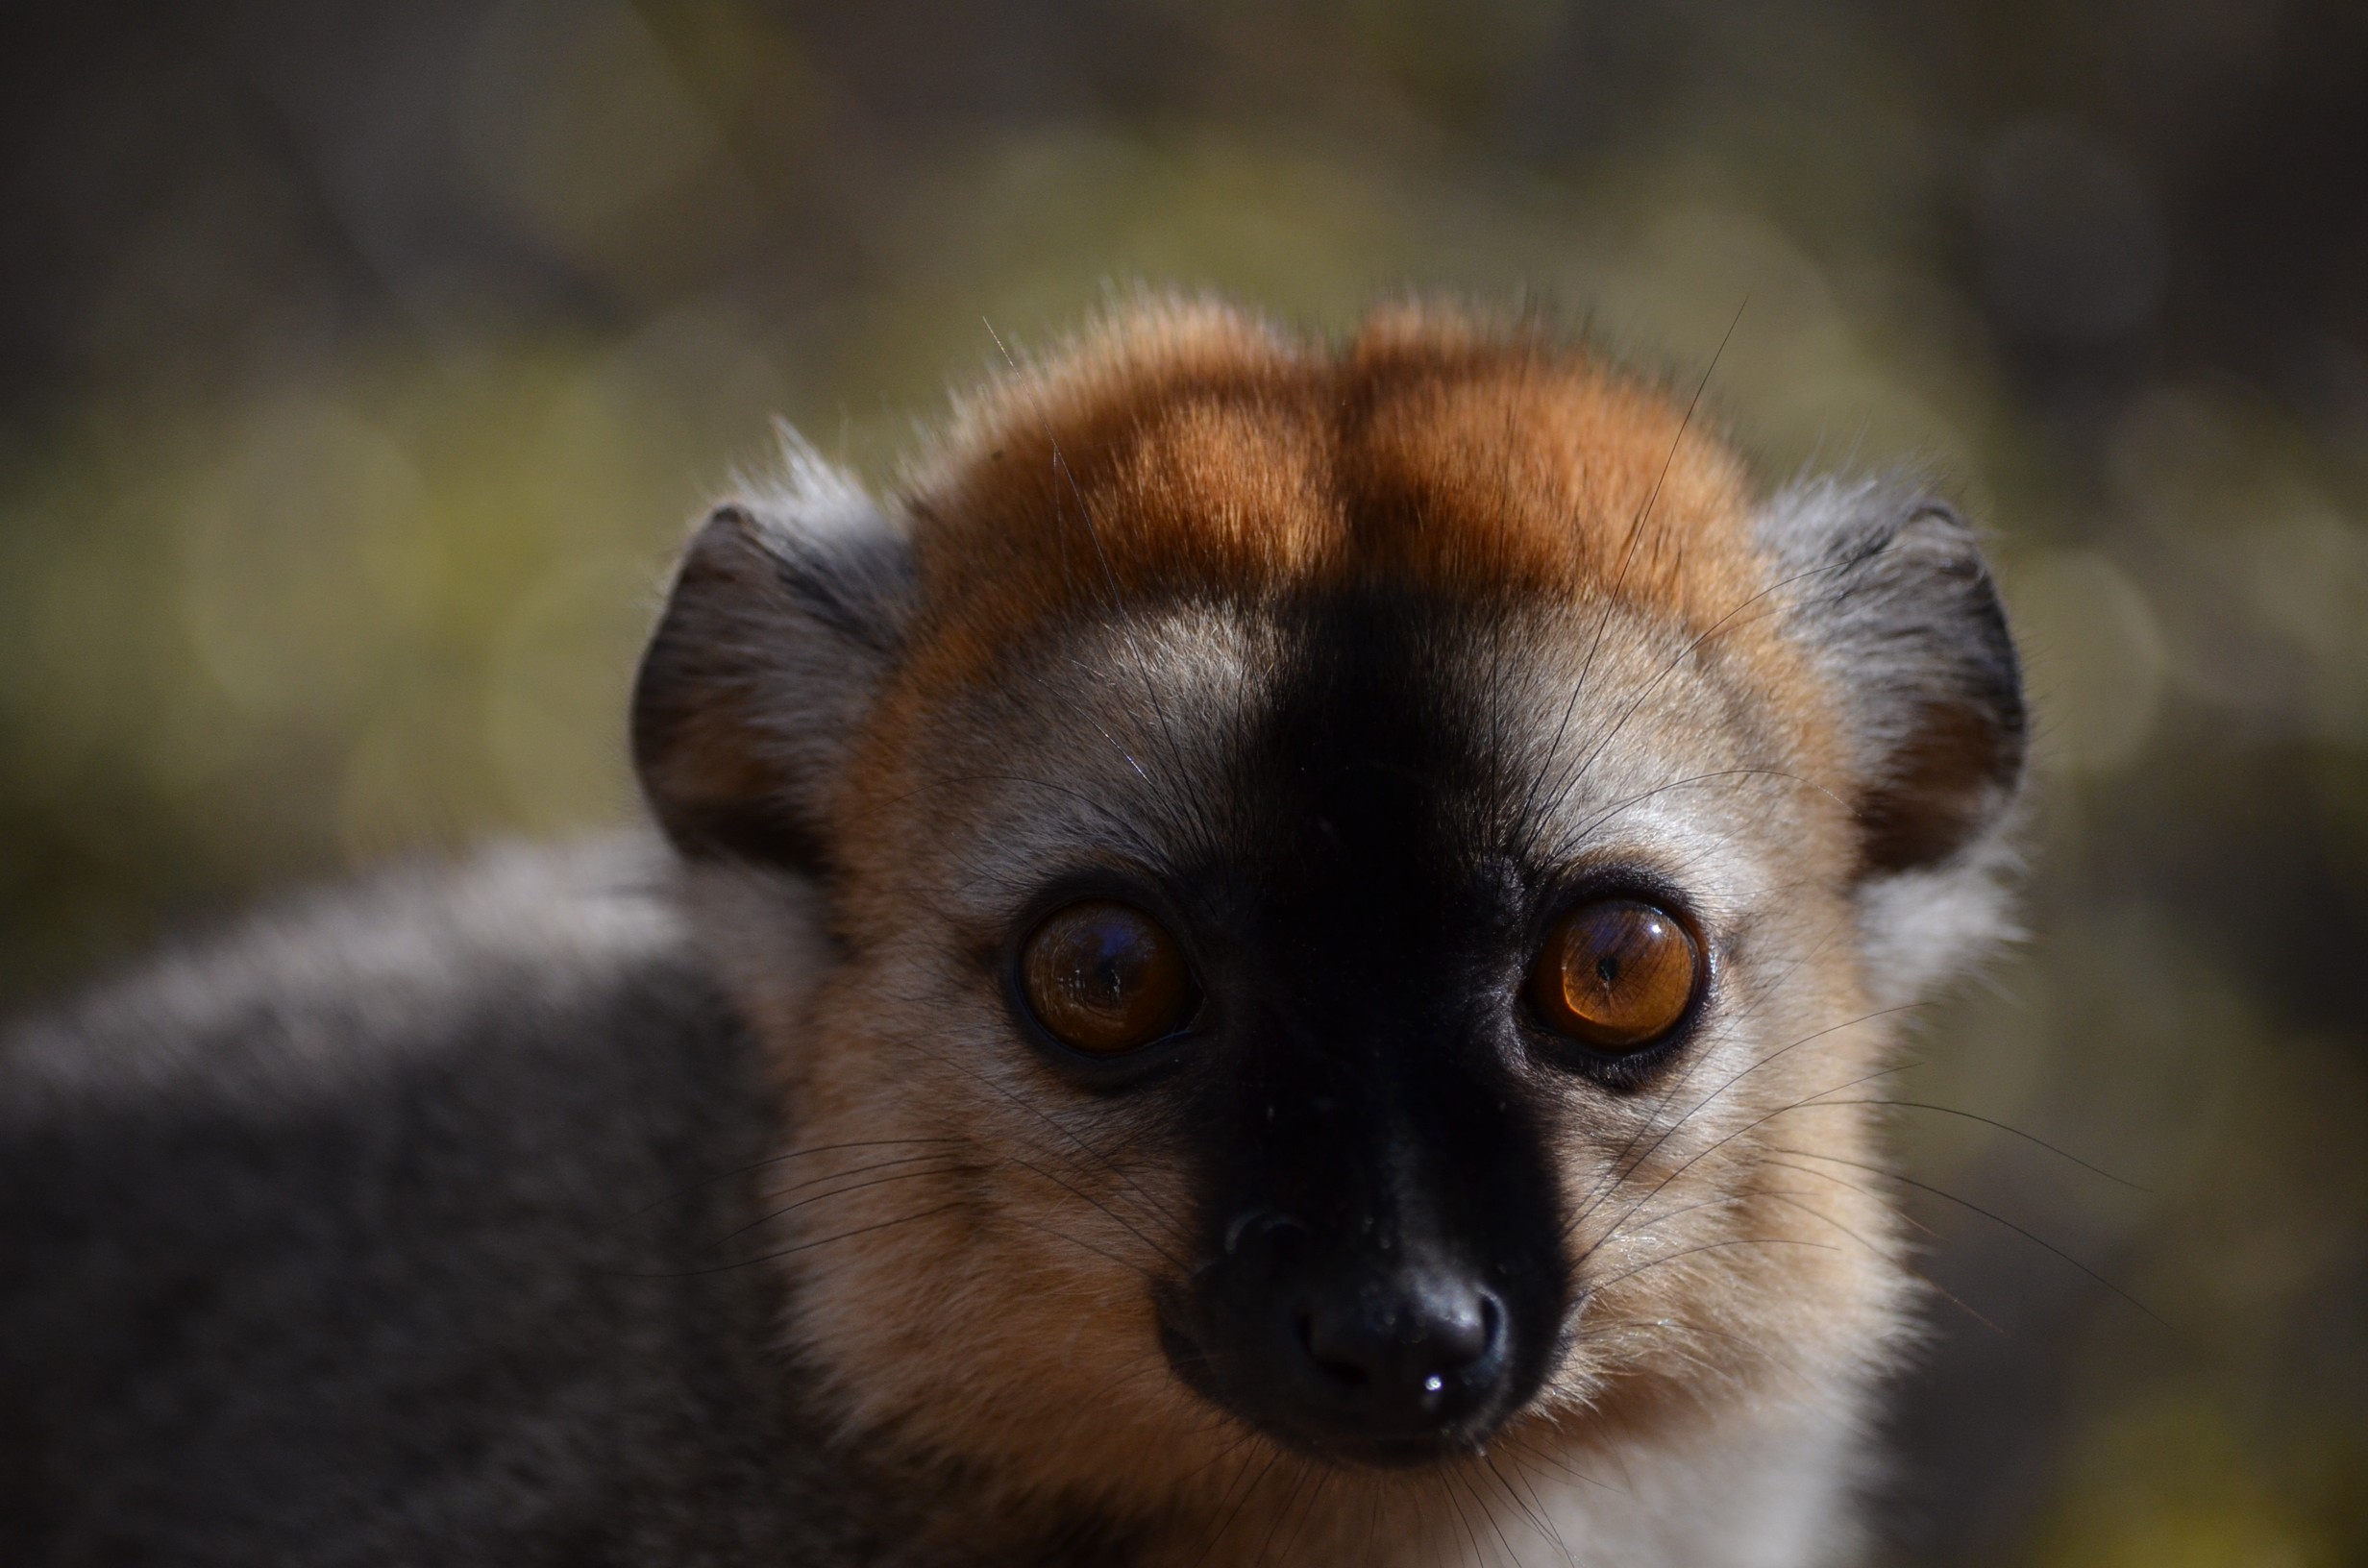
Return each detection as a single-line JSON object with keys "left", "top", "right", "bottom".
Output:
{"left": 1529, "top": 899, "right": 1700, "bottom": 1052}
{"left": 1020, "top": 901, "right": 1193, "bottom": 1056}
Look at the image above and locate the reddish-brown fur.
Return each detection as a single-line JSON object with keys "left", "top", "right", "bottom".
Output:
{"left": 905, "top": 300, "right": 1766, "bottom": 645}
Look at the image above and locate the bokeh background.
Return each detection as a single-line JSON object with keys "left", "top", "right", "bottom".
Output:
{"left": 4, "top": 2, "right": 2365, "bottom": 1561}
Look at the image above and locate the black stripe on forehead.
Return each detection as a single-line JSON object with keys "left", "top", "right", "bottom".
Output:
{"left": 1233, "top": 583, "right": 1518, "bottom": 978}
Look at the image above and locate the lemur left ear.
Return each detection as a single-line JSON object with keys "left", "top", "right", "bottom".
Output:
{"left": 631, "top": 438, "right": 914, "bottom": 878}
{"left": 1758, "top": 478, "right": 2028, "bottom": 878}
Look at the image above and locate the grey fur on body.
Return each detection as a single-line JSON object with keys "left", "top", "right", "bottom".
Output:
{"left": 0, "top": 841, "right": 899, "bottom": 1566}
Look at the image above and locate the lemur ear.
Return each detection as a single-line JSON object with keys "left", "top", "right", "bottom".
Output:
{"left": 1758, "top": 478, "right": 2028, "bottom": 878}
{"left": 631, "top": 439, "right": 914, "bottom": 877}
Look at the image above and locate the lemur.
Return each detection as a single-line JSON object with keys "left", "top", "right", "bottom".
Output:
{"left": 0, "top": 298, "right": 2025, "bottom": 1566}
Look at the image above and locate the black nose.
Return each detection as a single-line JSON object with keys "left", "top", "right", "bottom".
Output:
{"left": 1289, "top": 1269, "right": 1508, "bottom": 1438}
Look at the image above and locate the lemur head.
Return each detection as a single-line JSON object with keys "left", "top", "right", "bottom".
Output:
{"left": 633, "top": 300, "right": 2023, "bottom": 1526}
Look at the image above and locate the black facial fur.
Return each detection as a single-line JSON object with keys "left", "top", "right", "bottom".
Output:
{"left": 1102, "top": 587, "right": 1591, "bottom": 1464}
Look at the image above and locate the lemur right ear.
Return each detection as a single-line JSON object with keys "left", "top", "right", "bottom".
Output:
{"left": 1756, "top": 478, "right": 2028, "bottom": 1005}
{"left": 631, "top": 439, "right": 914, "bottom": 877}
{"left": 1757, "top": 477, "right": 2028, "bottom": 877}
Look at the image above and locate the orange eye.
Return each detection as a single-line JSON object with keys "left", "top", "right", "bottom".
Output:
{"left": 1019, "top": 901, "right": 1193, "bottom": 1056}
{"left": 1529, "top": 899, "right": 1700, "bottom": 1051}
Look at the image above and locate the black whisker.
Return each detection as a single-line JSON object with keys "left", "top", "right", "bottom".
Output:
{"left": 1764, "top": 1146, "right": 2166, "bottom": 1327}
{"left": 1268, "top": 1461, "right": 1335, "bottom": 1567}
{"left": 723, "top": 1158, "right": 976, "bottom": 1246}
{"left": 1808, "top": 1098, "right": 2146, "bottom": 1189}
{"left": 1566, "top": 1011, "right": 1923, "bottom": 1244}
{"left": 936, "top": 1053, "right": 1186, "bottom": 1234}
{"left": 1496, "top": 1430, "right": 1620, "bottom": 1496}
{"left": 1000, "top": 1158, "right": 1185, "bottom": 1273}
{"left": 614, "top": 1137, "right": 963, "bottom": 1221}
{"left": 1481, "top": 1451, "right": 1569, "bottom": 1568}
{"left": 614, "top": 1203, "right": 968, "bottom": 1279}
{"left": 1586, "top": 1237, "right": 1840, "bottom": 1298}
{"left": 1512, "top": 297, "right": 1745, "bottom": 845}
{"left": 1451, "top": 1458, "right": 1523, "bottom": 1568}
{"left": 1191, "top": 1444, "right": 1286, "bottom": 1568}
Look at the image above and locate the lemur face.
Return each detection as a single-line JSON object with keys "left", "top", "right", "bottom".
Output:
{"left": 857, "top": 590, "right": 1806, "bottom": 1470}
{"left": 632, "top": 300, "right": 2024, "bottom": 1517}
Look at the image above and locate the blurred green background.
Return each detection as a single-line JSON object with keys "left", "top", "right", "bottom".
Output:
{"left": 3, "top": 2, "right": 2365, "bottom": 1561}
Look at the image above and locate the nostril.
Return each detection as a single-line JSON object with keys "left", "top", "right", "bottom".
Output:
{"left": 1295, "top": 1310, "right": 1371, "bottom": 1388}
{"left": 1297, "top": 1316, "right": 1373, "bottom": 1392}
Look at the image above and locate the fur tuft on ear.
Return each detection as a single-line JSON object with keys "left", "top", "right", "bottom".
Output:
{"left": 1759, "top": 477, "right": 2029, "bottom": 1002}
{"left": 631, "top": 432, "right": 913, "bottom": 877}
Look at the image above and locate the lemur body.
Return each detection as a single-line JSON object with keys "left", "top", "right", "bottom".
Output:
{"left": 0, "top": 301, "right": 2025, "bottom": 1566}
